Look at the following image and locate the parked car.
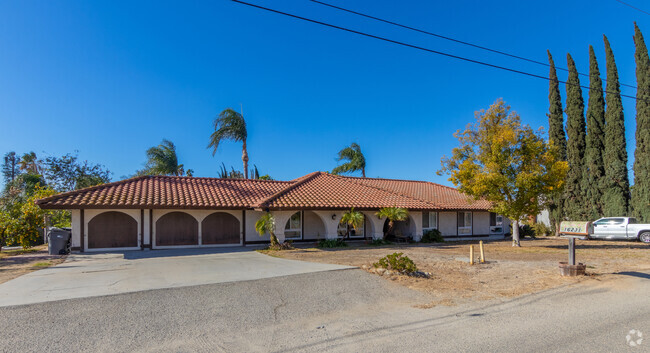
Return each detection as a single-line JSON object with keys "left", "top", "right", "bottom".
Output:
{"left": 590, "top": 217, "right": 650, "bottom": 243}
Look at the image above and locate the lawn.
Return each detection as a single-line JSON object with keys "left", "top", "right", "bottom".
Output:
{"left": 264, "top": 237, "right": 649, "bottom": 307}
{"left": 0, "top": 245, "right": 67, "bottom": 284}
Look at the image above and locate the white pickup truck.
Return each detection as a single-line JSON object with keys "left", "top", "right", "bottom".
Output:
{"left": 590, "top": 217, "right": 650, "bottom": 243}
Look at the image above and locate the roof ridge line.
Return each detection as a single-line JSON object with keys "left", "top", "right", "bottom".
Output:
{"left": 152, "top": 175, "right": 292, "bottom": 183}
{"left": 328, "top": 173, "right": 443, "bottom": 209}
{"left": 255, "top": 171, "right": 322, "bottom": 209}
{"left": 336, "top": 174, "right": 459, "bottom": 190}
{"left": 35, "top": 175, "right": 150, "bottom": 205}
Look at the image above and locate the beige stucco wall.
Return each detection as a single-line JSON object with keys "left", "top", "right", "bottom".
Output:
{"left": 70, "top": 209, "right": 81, "bottom": 248}
{"left": 439, "top": 212, "right": 457, "bottom": 236}
{"left": 245, "top": 210, "right": 269, "bottom": 242}
{"left": 72, "top": 207, "right": 502, "bottom": 251}
{"left": 473, "top": 211, "right": 490, "bottom": 235}
{"left": 303, "top": 211, "right": 326, "bottom": 240}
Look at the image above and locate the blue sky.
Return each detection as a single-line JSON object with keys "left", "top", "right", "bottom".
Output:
{"left": 0, "top": 0, "right": 644, "bottom": 187}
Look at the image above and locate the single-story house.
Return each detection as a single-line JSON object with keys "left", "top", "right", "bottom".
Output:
{"left": 36, "top": 171, "right": 509, "bottom": 252}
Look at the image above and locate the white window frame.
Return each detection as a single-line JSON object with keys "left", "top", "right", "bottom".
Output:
{"left": 489, "top": 212, "right": 504, "bottom": 234}
{"left": 284, "top": 212, "right": 302, "bottom": 240}
{"left": 422, "top": 211, "right": 438, "bottom": 231}
{"left": 458, "top": 211, "right": 472, "bottom": 236}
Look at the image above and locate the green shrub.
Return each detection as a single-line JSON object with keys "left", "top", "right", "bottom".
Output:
{"left": 421, "top": 229, "right": 444, "bottom": 243}
{"left": 510, "top": 223, "right": 536, "bottom": 239}
{"left": 373, "top": 252, "right": 418, "bottom": 273}
{"left": 530, "top": 222, "right": 553, "bottom": 237}
{"left": 369, "top": 238, "right": 392, "bottom": 246}
{"left": 519, "top": 224, "right": 535, "bottom": 238}
{"left": 317, "top": 238, "right": 348, "bottom": 248}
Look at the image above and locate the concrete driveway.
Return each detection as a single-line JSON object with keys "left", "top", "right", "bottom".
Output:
{"left": 0, "top": 248, "right": 354, "bottom": 307}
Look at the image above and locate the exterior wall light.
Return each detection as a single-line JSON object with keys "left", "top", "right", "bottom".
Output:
{"left": 331, "top": 214, "right": 336, "bottom": 220}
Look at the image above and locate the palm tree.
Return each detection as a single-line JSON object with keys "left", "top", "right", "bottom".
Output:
{"left": 255, "top": 212, "right": 279, "bottom": 246}
{"left": 376, "top": 207, "right": 408, "bottom": 239}
{"left": 2, "top": 152, "right": 20, "bottom": 183}
{"left": 340, "top": 207, "right": 364, "bottom": 238}
{"left": 208, "top": 108, "right": 249, "bottom": 179}
{"left": 142, "top": 139, "right": 187, "bottom": 176}
{"left": 332, "top": 143, "right": 366, "bottom": 177}
{"left": 19, "top": 152, "right": 40, "bottom": 174}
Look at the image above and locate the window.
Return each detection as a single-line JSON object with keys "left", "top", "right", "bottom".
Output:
{"left": 593, "top": 219, "right": 609, "bottom": 226}
{"left": 629, "top": 218, "right": 637, "bottom": 224}
{"left": 490, "top": 212, "right": 503, "bottom": 226}
{"left": 457, "top": 211, "right": 472, "bottom": 235}
{"left": 284, "top": 212, "right": 302, "bottom": 239}
{"left": 609, "top": 218, "right": 625, "bottom": 225}
{"left": 338, "top": 216, "right": 365, "bottom": 238}
{"left": 595, "top": 218, "right": 625, "bottom": 226}
{"left": 422, "top": 212, "right": 438, "bottom": 230}
{"left": 489, "top": 212, "right": 504, "bottom": 233}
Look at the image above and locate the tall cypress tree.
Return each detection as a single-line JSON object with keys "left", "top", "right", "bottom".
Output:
{"left": 547, "top": 51, "right": 566, "bottom": 231}
{"left": 632, "top": 23, "right": 650, "bottom": 221}
{"left": 584, "top": 46, "right": 606, "bottom": 220}
{"left": 602, "top": 35, "right": 630, "bottom": 216}
{"left": 564, "top": 53, "right": 587, "bottom": 220}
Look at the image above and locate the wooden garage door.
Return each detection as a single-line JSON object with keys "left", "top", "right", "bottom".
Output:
{"left": 88, "top": 211, "right": 138, "bottom": 249}
{"left": 202, "top": 212, "right": 240, "bottom": 245}
{"left": 155, "top": 212, "right": 198, "bottom": 246}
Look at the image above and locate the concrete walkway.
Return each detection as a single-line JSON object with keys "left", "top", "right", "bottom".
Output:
{"left": 0, "top": 248, "right": 354, "bottom": 307}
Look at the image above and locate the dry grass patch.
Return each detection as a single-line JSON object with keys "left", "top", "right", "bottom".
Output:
{"left": 265, "top": 237, "right": 649, "bottom": 306}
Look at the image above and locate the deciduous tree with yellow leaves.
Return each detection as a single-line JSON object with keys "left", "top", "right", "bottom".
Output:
{"left": 439, "top": 99, "right": 568, "bottom": 246}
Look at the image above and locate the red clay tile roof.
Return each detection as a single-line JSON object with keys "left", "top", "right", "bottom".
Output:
{"left": 256, "top": 172, "right": 441, "bottom": 210}
{"left": 36, "top": 175, "right": 293, "bottom": 209}
{"left": 344, "top": 176, "right": 493, "bottom": 210}
{"left": 36, "top": 172, "right": 491, "bottom": 211}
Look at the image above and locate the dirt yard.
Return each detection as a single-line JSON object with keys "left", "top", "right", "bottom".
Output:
{"left": 0, "top": 245, "right": 67, "bottom": 284}
{"left": 264, "top": 237, "right": 650, "bottom": 307}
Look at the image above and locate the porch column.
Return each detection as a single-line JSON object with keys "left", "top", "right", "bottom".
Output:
{"left": 363, "top": 211, "right": 385, "bottom": 240}
{"left": 271, "top": 211, "right": 294, "bottom": 244}
{"left": 412, "top": 212, "right": 424, "bottom": 241}
{"left": 313, "top": 211, "right": 342, "bottom": 239}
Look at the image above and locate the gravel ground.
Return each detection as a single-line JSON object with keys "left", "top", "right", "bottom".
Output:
{"left": 266, "top": 238, "right": 650, "bottom": 305}
{"left": 1, "top": 268, "right": 649, "bottom": 353}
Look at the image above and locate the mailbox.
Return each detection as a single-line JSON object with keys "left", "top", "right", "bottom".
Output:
{"left": 559, "top": 221, "right": 593, "bottom": 236}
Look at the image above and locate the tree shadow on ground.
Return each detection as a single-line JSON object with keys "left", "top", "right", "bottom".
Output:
{"left": 538, "top": 243, "right": 648, "bottom": 250}
{"left": 615, "top": 271, "right": 650, "bottom": 280}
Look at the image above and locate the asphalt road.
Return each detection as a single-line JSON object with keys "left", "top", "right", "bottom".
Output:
{"left": 1, "top": 269, "right": 649, "bottom": 352}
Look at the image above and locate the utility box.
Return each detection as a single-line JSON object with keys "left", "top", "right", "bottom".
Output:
{"left": 47, "top": 228, "right": 71, "bottom": 255}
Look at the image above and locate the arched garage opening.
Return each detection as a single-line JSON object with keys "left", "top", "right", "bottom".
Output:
{"left": 156, "top": 212, "right": 198, "bottom": 246}
{"left": 88, "top": 211, "right": 138, "bottom": 249}
{"left": 201, "top": 212, "right": 240, "bottom": 245}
